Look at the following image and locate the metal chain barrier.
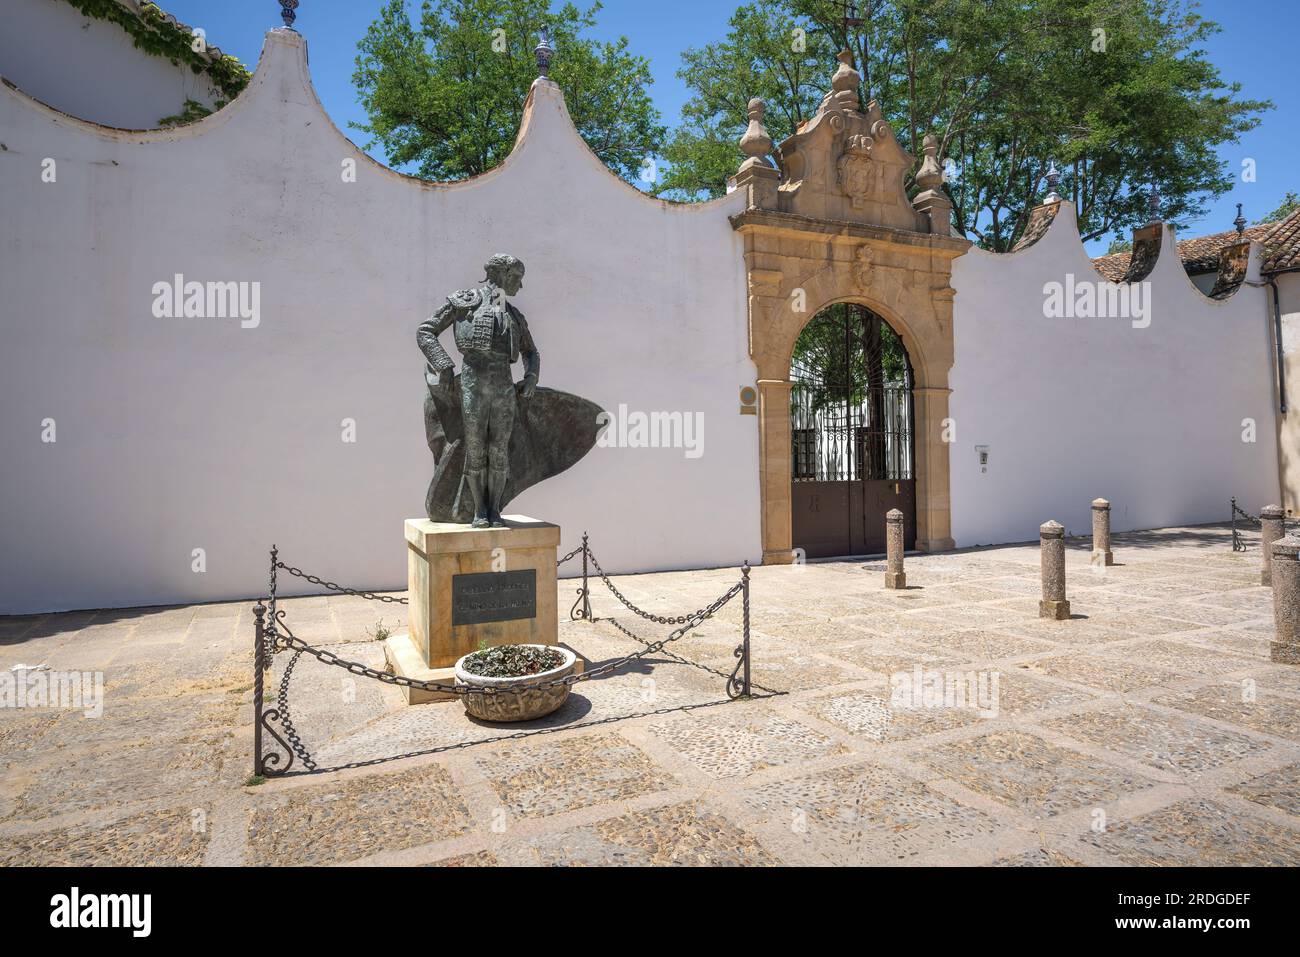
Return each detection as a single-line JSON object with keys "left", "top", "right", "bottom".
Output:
{"left": 584, "top": 541, "right": 730, "bottom": 626}
{"left": 251, "top": 534, "right": 761, "bottom": 777}
{"left": 271, "top": 579, "right": 740, "bottom": 697}
{"left": 274, "top": 542, "right": 586, "bottom": 606}
{"left": 277, "top": 562, "right": 410, "bottom": 604}
{"left": 1231, "top": 497, "right": 1298, "bottom": 552}
{"left": 602, "top": 612, "right": 780, "bottom": 696}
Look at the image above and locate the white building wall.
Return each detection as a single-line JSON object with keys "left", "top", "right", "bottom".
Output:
{"left": 1274, "top": 271, "right": 1300, "bottom": 512}
{"left": 0, "top": 28, "right": 760, "bottom": 614}
{"left": 0, "top": 0, "right": 225, "bottom": 129}
{"left": 948, "top": 202, "right": 1281, "bottom": 546}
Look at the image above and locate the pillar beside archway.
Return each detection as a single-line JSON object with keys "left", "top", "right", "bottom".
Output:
{"left": 757, "top": 378, "right": 795, "bottom": 564}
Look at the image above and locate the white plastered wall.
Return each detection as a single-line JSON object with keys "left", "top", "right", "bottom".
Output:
{"left": 1274, "top": 271, "right": 1300, "bottom": 513}
{"left": 949, "top": 202, "right": 1281, "bottom": 546}
{"left": 0, "top": 0, "right": 224, "bottom": 130}
{"left": 0, "top": 28, "right": 760, "bottom": 614}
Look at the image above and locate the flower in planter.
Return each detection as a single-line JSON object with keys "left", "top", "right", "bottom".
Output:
{"left": 462, "top": 644, "right": 563, "bottom": 679}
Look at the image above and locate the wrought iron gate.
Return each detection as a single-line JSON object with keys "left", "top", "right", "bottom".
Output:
{"left": 790, "top": 303, "right": 915, "bottom": 558}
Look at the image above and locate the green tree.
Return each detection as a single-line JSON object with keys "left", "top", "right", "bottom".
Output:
{"left": 655, "top": 0, "right": 836, "bottom": 200}
{"left": 657, "top": 0, "right": 1269, "bottom": 251}
{"left": 353, "top": 0, "right": 665, "bottom": 182}
{"left": 1256, "top": 191, "right": 1299, "bottom": 224}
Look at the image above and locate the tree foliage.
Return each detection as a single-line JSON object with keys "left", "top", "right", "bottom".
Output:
{"left": 1256, "top": 191, "right": 1299, "bottom": 224}
{"left": 353, "top": 0, "right": 665, "bottom": 181}
{"left": 655, "top": 0, "right": 1269, "bottom": 251}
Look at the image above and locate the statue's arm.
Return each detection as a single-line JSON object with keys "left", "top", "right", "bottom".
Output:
{"left": 517, "top": 312, "right": 540, "bottom": 384}
{"left": 417, "top": 300, "right": 458, "bottom": 372}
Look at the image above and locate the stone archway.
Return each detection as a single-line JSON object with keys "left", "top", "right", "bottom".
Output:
{"left": 728, "top": 52, "right": 969, "bottom": 563}
{"left": 790, "top": 301, "right": 917, "bottom": 558}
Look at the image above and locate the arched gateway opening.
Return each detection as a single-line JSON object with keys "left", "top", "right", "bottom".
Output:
{"left": 790, "top": 303, "right": 915, "bottom": 558}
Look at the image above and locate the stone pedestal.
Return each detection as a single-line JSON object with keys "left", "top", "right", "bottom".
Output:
{"left": 1270, "top": 534, "right": 1300, "bottom": 664}
{"left": 383, "top": 515, "right": 567, "bottom": 704}
{"left": 1261, "top": 505, "right": 1285, "bottom": 586}
{"left": 1039, "top": 520, "right": 1071, "bottom": 620}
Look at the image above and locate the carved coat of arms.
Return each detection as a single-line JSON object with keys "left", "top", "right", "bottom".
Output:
{"left": 836, "top": 134, "right": 876, "bottom": 209}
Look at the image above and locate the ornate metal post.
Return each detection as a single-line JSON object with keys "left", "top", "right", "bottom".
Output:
{"left": 741, "top": 562, "right": 751, "bottom": 696}
{"left": 268, "top": 544, "right": 279, "bottom": 632}
{"left": 1232, "top": 497, "right": 1241, "bottom": 552}
{"left": 579, "top": 531, "right": 592, "bottom": 619}
{"left": 253, "top": 600, "right": 266, "bottom": 777}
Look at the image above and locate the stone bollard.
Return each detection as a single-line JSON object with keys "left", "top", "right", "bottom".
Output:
{"left": 1271, "top": 534, "right": 1300, "bottom": 664}
{"left": 1039, "top": 520, "right": 1070, "bottom": 620}
{"left": 1260, "top": 505, "right": 1285, "bottom": 586}
{"left": 885, "top": 508, "right": 906, "bottom": 589}
{"left": 1091, "top": 498, "right": 1113, "bottom": 567}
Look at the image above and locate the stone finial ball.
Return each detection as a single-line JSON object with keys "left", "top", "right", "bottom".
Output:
{"left": 747, "top": 97, "right": 765, "bottom": 116}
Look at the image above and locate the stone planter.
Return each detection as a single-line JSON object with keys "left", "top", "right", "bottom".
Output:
{"left": 453, "top": 645, "right": 576, "bottom": 722}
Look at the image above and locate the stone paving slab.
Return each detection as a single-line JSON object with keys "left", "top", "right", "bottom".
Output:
{"left": 913, "top": 729, "right": 1160, "bottom": 818}
{"left": 1083, "top": 798, "right": 1300, "bottom": 866}
{"left": 2, "top": 523, "right": 1298, "bottom": 866}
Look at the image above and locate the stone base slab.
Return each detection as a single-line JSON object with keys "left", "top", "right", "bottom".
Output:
{"left": 916, "top": 538, "right": 956, "bottom": 553}
{"left": 885, "top": 572, "right": 907, "bottom": 589}
{"left": 1270, "top": 641, "right": 1300, "bottom": 665}
{"left": 384, "top": 631, "right": 586, "bottom": 706}
{"left": 1093, "top": 550, "right": 1114, "bottom": 567}
{"left": 1039, "top": 599, "right": 1071, "bottom": 621}
{"left": 383, "top": 631, "right": 458, "bottom": 704}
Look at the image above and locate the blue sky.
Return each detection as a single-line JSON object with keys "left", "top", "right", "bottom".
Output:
{"left": 162, "top": 0, "right": 1296, "bottom": 252}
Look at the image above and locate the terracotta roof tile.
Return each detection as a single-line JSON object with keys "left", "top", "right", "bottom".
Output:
{"left": 1259, "top": 208, "right": 1300, "bottom": 273}
{"left": 1090, "top": 211, "right": 1300, "bottom": 280}
{"left": 1012, "top": 202, "right": 1060, "bottom": 251}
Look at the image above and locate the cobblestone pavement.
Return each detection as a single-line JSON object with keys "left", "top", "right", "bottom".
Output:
{"left": 2, "top": 524, "right": 1298, "bottom": 866}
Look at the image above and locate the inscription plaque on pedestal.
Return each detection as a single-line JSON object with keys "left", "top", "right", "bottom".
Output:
{"left": 452, "top": 569, "right": 537, "bottom": 625}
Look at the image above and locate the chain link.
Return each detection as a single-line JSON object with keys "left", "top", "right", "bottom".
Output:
{"left": 584, "top": 544, "right": 730, "bottom": 626}
{"left": 602, "top": 613, "right": 780, "bottom": 695}
{"left": 1232, "top": 501, "right": 1262, "bottom": 526}
{"left": 1231, "top": 498, "right": 1298, "bottom": 552}
{"left": 276, "top": 562, "right": 409, "bottom": 604}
